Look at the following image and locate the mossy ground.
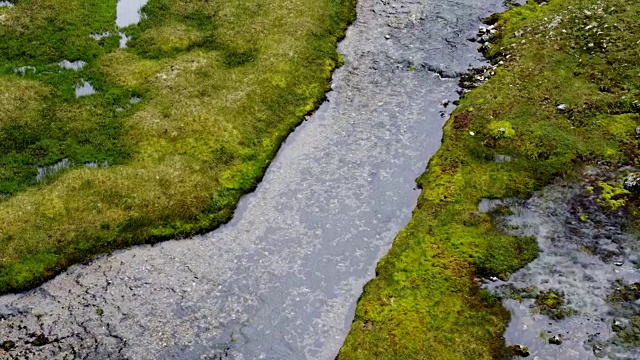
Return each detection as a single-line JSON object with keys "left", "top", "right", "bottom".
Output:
{"left": 608, "top": 281, "right": 640, "bottom": 348}
{"left": 0, "top": 0, "right": 355, "bottom": 293}
{"left": 338, "top": 0, "right": 640, "bottom": 358}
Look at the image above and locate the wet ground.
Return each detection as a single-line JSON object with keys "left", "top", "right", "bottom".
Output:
{"left": 0, "top": 0, "right": 503, "bottom": 359}
{"left": 484, "top": 168, "right": 640, "bottom": 360}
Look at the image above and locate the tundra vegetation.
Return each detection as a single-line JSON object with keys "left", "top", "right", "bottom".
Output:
{"left": 0, "top": 0, "right": 355, "bottom": 293}
{"left": 338, "top": 0, "right": 640, "bottom": 358}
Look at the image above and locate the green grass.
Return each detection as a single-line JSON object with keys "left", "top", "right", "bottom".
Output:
{"left": 338, "top": 0, "right": 640, "bottom": 358}
{"left": 0, "top": 0, "right": 355, "bottom": 293}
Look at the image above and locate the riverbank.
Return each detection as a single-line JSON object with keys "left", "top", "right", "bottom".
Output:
{"left": 0, "top": 0, "right": 505, "bottom": 358}
{"left": 0, "top": 0, "right": 355, "bottom": 293}
{"left": 339, "top": 0, "right": 640, "bottom": 358}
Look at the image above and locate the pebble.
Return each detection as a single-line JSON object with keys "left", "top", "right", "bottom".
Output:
{"left": 549, "top": 335, "right": 562, "bottom": 345}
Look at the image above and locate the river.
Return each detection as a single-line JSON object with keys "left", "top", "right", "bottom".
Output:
{"left": 0, "top": 0, "right": 502, "bottom": 358}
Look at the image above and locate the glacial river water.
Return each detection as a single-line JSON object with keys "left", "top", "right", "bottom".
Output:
{"left": 0, "top": 0, "right": 502, "bottom": 358}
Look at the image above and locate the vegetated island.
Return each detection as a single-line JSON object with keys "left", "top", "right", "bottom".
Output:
{"left": 0, "top": 0, "right": 355, "bottom": 293}
{"left": 338, "top": 0, "right": 640, "bottom": 358}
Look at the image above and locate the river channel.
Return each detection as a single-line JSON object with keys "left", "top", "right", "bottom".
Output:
{"left": 0, "top": 0, "right": 502, "bottom": 358}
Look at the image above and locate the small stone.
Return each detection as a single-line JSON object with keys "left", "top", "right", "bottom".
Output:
{"left": 1, "top": 340, "right": 15, "bottom": 351}
{"left": 469, "top": 131, "right": 475, "bottom": 136}
{"left": 614, "top": 261, "right": 624, "bottom": 267}
{"left": 557, "top": 104, "right": 567, "bottom": 111}
{"left": 612, "top": 319, "right": 625, "bottom": 332}
{"left": 489, "top": 276, "right": 499, "bottom": 282}
{"left": 593, "top": 344, "right": 604, "bottom": 356}
{"left": 384, "top": 34, "right": 390, "bottom": 40}
{"left": 441, "top": 99, "right": 450, "bottom": 107}
{"left": 635, "top": 127, "right": 640, "bottom": 135}
{"left": 549, "top": 335, "right": 562, "bottom": 345}
{"left": 509, "top": 344, "right": 530, "bottom": 357}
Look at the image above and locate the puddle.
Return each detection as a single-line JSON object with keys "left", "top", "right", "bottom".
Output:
{"left": 36, "top": 160, "right": 108, "bottom": 182}
{"left": 36, "top": 159, "right": 72, "bottom": 182}
{"left": 90, "top": 32, "right": 111, "bottom": 41}
{"left": 14, "top": 66, "right": 36, "bottom": 75}
{"left": 119, "top": 32, "right": 129, "bottom": 48}
{"left": 58, "top": 60, "right": 86, "bottom": 71}
{"left": 484, "top": 169, "right": 640, "bottom": 359}
{"left": 84, "top": 161, "right": 109, "bottom": 169}
{"left": 116, "top": 0, "right": 148, "bottom": 28}
{"left": 494, "top": 154, "right": 513, "bottom": 163}
{"left": 116, "top": 0, "right": 148, "bottom": 47}
{"left": 75, "top": 80, "right": 96, "bottom": 97}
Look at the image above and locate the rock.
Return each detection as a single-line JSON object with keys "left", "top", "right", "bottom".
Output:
{"left": 1, "top": 340, "right": 15, "bottom": 351}
{"left": 593, "top": 344, "right": 605, "bottom": 357}
{"left": 625, "top": 173, "right": 640, "bottom": 192}
{"left": 612, "top": 319, "right": 625, "bottom": 332}
{"left": 509, "top": 344, "right": 530, "bottom": 357}
{"left": 549, "top": 335, "right": 562, "bottom": 345}
{"left": 441, "top": 99, "right": 450, "bottom": 107}
{"left": 480, "top": 34, "right": 490, "bottom": 43}
{"left": 635, "top": 127, "right": 640, "bottom": 135}
{"left": 384, "top": 34, "right": 390, "bottom": 40}
{"left": 614, "top": 261, "right": 624, "bottom": 267}
{"left": 557, "top": 104, "right": 567, "bottom": 111}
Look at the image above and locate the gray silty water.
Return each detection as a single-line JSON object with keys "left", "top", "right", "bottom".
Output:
{"left": 484, "top": 170, "right": 640, "bottom": 359}
{"left": 116, "top": 0, "right": 148, "bottom": 28}
{"left": 0, "top": 0, "right": 503, "bottom": 359}
{"left": 58, "top": 60, "right": 86, "bottom": 71}
{"left": 75, "top": 79, "right": 96, "bottom": 97}
{"left": 116, "top": 0, "right": 148, "bottom": 48}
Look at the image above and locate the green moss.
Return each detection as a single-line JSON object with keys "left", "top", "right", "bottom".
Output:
{"left": 597, "top": 181, "right": 631, "bottom": 210}
{"left": 0, "top": 0, "right": 356, "bottom": 293}
{"left": 1, "top": 340, "right": 15, "bottom": 351}
{"left": 535, "top": 290, "right": 573, "bottom": 320}
{"left": 487, "top": 120, "right": 515, "bottom": 139}
{"left": 614, "top": 316, "right": 640, "bottom": 347}
{"left": 607, "top": 281, "right": 640, "bottom": 347}
{"left": 339, "top": 0, "right": 640, "bottom": 358}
